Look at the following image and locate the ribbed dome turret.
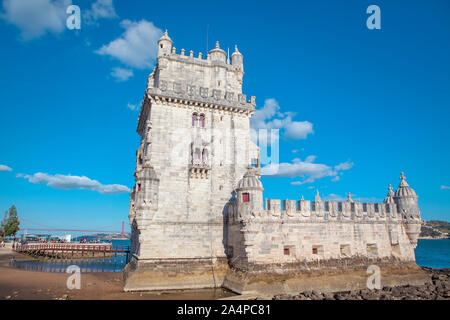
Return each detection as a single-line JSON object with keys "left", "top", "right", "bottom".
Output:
{"left": 236, "top": 167, "right": 263, "bottom": 190}
{"left": 394, "top": 172, "right": 417, "bottom": 198}
{"left": 158, "top": 29, "right": 172, "bottom": 43}
{"left": 384, "top": 184, "right": 395, "bottom": 204}
{"left": 208, "top": 41, "right": 227, "bottom": 63}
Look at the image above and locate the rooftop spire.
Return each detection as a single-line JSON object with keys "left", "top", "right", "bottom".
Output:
{"left": 399, "top": 172, "right": 409, "bottom": 187}
{"left": 315, "top": 190, "right": 321, "bottom": 202}
{"left": 384, "top": 184, "right": 395, "bottom": 203}
{"left": 347, "top": 192, "right": 353, "bottom": 202}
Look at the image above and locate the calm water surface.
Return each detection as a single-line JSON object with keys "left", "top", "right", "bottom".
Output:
{"left": 11, "top": 238, "right": 450, "bottom": 272}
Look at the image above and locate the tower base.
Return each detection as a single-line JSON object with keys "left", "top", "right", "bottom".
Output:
{"left": 123, "top": 256, "right": 229, "bottom": 292}
{"left": 222, "top": 258, "right": 431, "bottom": 295}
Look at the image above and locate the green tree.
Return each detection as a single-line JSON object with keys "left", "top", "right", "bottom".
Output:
{"left": 3, "top": 206, "right": 20, "bottom": 243}
{"left": 0, "top": 211, "right": 7, "bottom": 241}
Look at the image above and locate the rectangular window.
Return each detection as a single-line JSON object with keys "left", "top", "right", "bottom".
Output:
{"left": 284, "top": 247, "right": 290, "bottom": 255}
{"left": 325, "top": 201, "right": 330, "bottom": 211}
{"left": 366, "top": 243, "right": 378, "bottom": 256}
{"left": 242, "top": 193, "right": 250, "bottom": 203}
{"left": 312, "top": 245, "right": 324, "bottom": 257}
{"left": 363, "top": 203, "right": 367, "bottom": 212}
{"left": 374, "top": 203, "right": 379, "bottom": 212}
{"left": 137, "top": 184, "right": 141, "bottom": 192}
{"left": 340, "top": 244, "right": 351, "bottom": 257}
{"left": 338, "top": 202, "right": 342, "bottom": 212}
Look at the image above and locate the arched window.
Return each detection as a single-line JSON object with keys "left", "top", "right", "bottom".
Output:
{"left": 199, "top": 114, "right": 205, "bottom": 128}
{"left": 192, "top": 113, "right": 198, "bottom": 127}
{"left": 202, "top": 149, "right": 208, "bottom": 164}
{"left": 193, "top": 148, "right": 201, "bottom": 165}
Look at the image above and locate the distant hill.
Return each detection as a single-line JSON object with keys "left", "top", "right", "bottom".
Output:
{"left": 72, "top": 233, "right": 131, "bottom": 242}
{"left": 420, "top": 220, "right": 449, "bottom": 239}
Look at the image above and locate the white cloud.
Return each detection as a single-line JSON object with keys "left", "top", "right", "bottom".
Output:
{"left": 17, "top": 172, "right": 130, "bottom": 194}
{"left": 324, "top": 194, "right": 345, "bottom": 202}
{"left": 126, "top": 102, "right": 139, "bottom": 111}
{"left": 96, "top": 19, "right": 162, "bottom": 69}
{"left": 0, "top": 0, "right": 71, "bottom": 40}
{"left": 331, "top": 176, "right": 340, "bottom": 182}
{"left": 323, "top": 194, "right": 381, "bottom": 203}
{"left": 110, "top": 67, "right": 133, "bottom": 81}
{"left": 441, "top": 185, "right": 450, "bottom": 190}
{"left": 84, "top": 0, "right": 117, "bottom": 24}
{"left": 0, "top": 164, "right": 12, "bottom": 172}
{"left": 353, "top": 197, "right": 382, "bottom": 203}
{"left": 334, "top": 161, "right": 354, "bottom": 171}
{"left": 263, "top": 158, "right": 353, "bottom": 185}
{"left": 251, "top": 99, "right": 313, "bottom": 140}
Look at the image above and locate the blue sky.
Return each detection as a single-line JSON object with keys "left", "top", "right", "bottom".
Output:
{"left": 0, "top": 0, "right": 449, "bottom": 233}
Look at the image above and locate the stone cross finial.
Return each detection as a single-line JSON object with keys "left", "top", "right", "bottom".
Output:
{"left": 315, "top": 190, "right": 321, "bottom": 202}
{"left": 399, "top": 172, "right": 409, "bottom": 187}
{"left": 347, "top": 192, "right": 353, "bottom": 202}
{"left": 215, "top": 41, "right": 220, "bottom": 48}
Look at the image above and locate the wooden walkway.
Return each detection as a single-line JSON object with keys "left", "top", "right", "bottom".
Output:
{"left": 14, "top": 243, "right": 130, "bottom": 263}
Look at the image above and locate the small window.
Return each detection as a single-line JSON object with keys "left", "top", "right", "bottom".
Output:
{"left": 351, "top": 203, "right": 355, "bottom": 212}
{"left": 374, "top": 203, "right": 379, "bottom": 213}
{"left": 193, "top": 148, "right": 201, "bottom": 165}
{"left": 312, "top": 245, "right": 324, "bottom": 257}
{"left": 340, "top": 244, "right": 351, "bottom": 257}
{"left": 363, "top": 203, "right": 367, "bottom": 212}
{"left": 338, "top": 202, "right": 342, "bottom": 212}
{"left": 199, "top": 114, "right": 205, "bottom": 128}
{"left": 325, "top": 201, "right": 330, "bottom": 211}
{"left": 227, "top": 246, "right": 233, "bottom": 258}
{"left": 192, "top": 113, "right": 198, "bottom": 127}
{"left": 242, "top": 193, "right": 250, "bottom": 203}
{"left": 284, "top": 247, "right": 290, "bottom": 256}
{"left": 202, "top": 149, "right": 208, "bottom": 164}
{"left": 137, "top": 184, "right": 141, "bottom": 192}
{"left": 160, "top": 44, "right": 163, "bottom": 48}
{"left": 366, "top": 243, "right": 378, "bottom": 256}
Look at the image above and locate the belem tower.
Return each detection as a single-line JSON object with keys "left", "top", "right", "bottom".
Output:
{"left": 123, "top": 31, "right": 429, "bottom": 294}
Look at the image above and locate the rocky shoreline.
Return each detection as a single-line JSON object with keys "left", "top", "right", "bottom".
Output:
{"left": 271, "top": 267, "right": 449, "bottom": 300}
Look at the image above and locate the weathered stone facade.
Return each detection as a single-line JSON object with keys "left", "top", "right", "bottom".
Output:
{"left": 123, "top": 31, "right": 427, "bottom": 293}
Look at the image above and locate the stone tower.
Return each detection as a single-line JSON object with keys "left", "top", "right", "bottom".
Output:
{"left": 124, "top": 31, "right": 260, "bottom": 291}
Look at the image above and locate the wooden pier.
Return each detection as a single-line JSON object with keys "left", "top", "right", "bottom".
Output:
{"left": 14, "top": 243, "right": 130, "bottom": 263}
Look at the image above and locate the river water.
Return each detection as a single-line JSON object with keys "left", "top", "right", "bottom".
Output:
{"left": 11, "top": 238, "right": 450, "bottom": 273}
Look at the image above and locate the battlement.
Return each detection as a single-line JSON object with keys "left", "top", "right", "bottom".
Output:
{"left": 151, "top": 31, "right": 251, "bottom": 107}
{"left": 228, "top": 197, "right": 403, "bottom": 224}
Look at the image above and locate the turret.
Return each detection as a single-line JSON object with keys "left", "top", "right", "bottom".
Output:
{"left": 208, "top": 41, "right": 227, "bottom": 63}
{"left": 236, "top": 166, "right": 264, "bottom": 217}
{"left": 157, "top": 30, "right": 172, "bottom": 57}
{"left": 134, "top": 163, "right": 159, "bottom": 212}
{"left": 383, "top": 184, "right": 395, "bottom": 204}
{"left": 231, "top": 45, "right": 244, "bottom": 72}
{"left": 394, "top": 172, "right": 421, "bottom": 246}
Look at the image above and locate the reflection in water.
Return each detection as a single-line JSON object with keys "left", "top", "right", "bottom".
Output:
{"left": 11, "top": 255, "right": 126, "bottom": 273}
